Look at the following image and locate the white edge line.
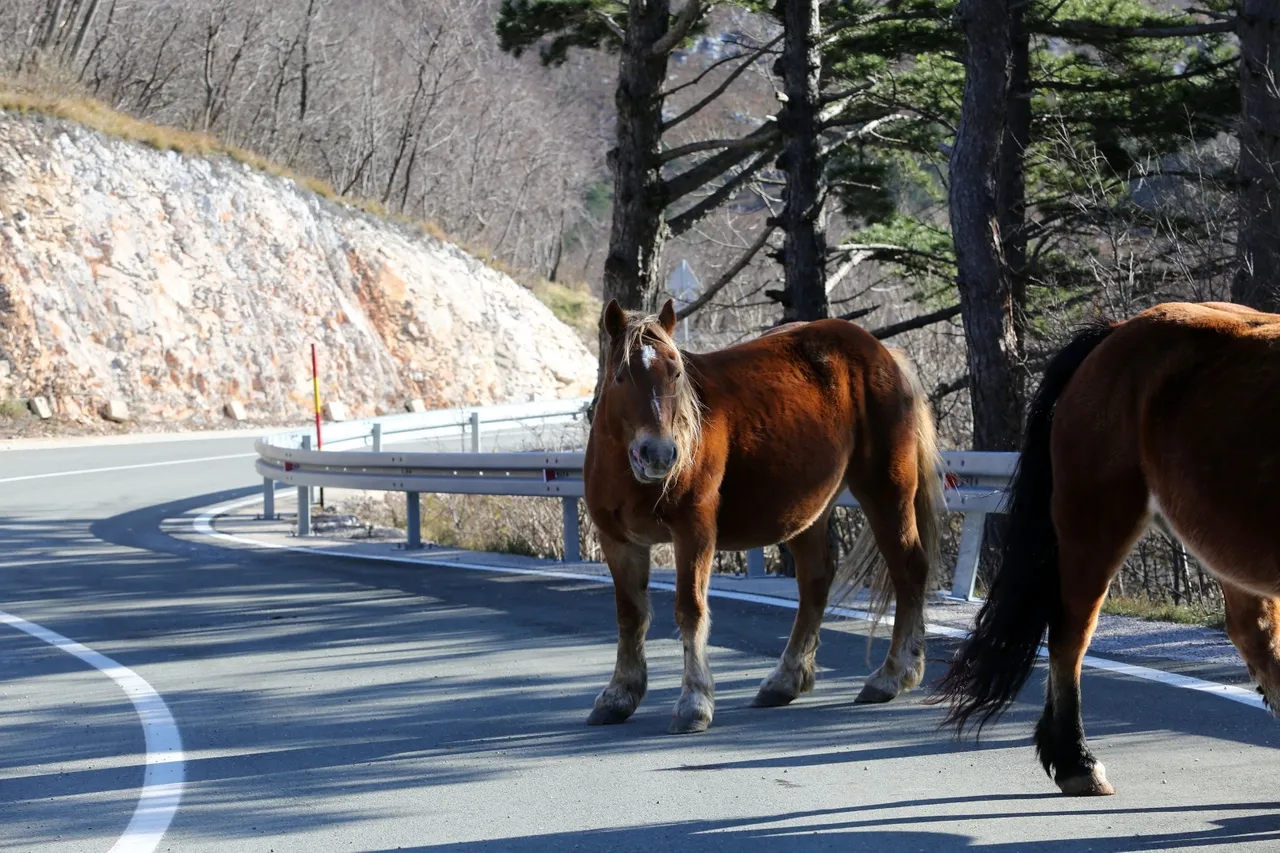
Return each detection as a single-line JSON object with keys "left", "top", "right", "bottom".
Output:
{"left": 0, "top": 427, "right": 278, "bottom": 453}
{"left": 0, "top": 611, "right": 184, "bottom": 853}
{"left": 0, "top": 453, "right": 256, "bottom": 484}
{"left": 193, "top": 493, "right": 1266, "bottom": 713}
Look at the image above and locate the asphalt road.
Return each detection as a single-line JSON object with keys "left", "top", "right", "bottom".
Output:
{"left": 4, "top": 429, "right": 1280, "bottom": 852}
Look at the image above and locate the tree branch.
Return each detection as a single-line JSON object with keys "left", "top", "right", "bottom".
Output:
{"left": 838, "top": 304, "right": 879, "bottom": 322}
{"left": 1035, "top": 18, "right": 1237, "bottom": 39}
{"left": 667, "top": 144, "right": 780, "bottom": 235}
{"left": 661, "top": 133, "right": 778, "bottom": 163}
{"left": 662, "top": 41, "right": 759, "bottom": 98}
{"left": 662, "top": 123, "right": 780, "bottom": 202}
{"left": 869, "top": 304, "right": 962, "bottom": 340}
{"left": 1037, "top": 58, "right": 1234, "bottom": 93}
{"left": 930, "top": 373, "right": 970, "bottom": 404}
{"left": 823, "top": 9, "right": 945, "bottom": 42}
{"left": 663, "top": 34, "right": 781, "bottom": 131}
{"left": 590, "top": 9, "right": 626, "bottom": 42}
{"left": 676, "top": 224, "right": 778, "bottom": 320}
{"left": 652, "top": 0, "right": 705, "bottom": 56}
{"left": 834, "top": 242, "right": 955, "bottom": 269}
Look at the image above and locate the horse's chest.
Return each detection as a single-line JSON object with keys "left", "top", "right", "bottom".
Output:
{"left": 617, "top": 502, "right": 674, "bottom": 546}
{"left": 591, "top": 494, "right": 674, "bottom": 546}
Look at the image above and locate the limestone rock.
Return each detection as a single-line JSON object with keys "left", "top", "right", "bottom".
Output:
{"left": 103, "top": 399, "right": 130, "bottom": 422}
{"left": 323, "top": 401, "right": 348, "bottom": 422}
{"left": 28, "top": 396, "right": 52, "bottom": 419}
{"left": 405, "top": 398, "right": 427, "bottom": 413}
{"left": 224, "top": 400, "right": 247, "bottom": 421}
{"left": 0, "top": 114, "right": 597, "bottom": 430}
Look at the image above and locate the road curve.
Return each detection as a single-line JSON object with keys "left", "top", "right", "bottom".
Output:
{"left": 4, "top": 431, "right": 1280, "bottom": 852}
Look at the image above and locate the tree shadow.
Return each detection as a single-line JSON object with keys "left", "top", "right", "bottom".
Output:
{"left": 359, "top": 800, "right": 1280, "bottom": 852}
{"left": 2, "top": 486, "right": 1279, "bottom": 849}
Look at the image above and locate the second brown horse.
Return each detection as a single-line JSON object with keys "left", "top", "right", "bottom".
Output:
{"left": 582, "top": 299, "right": 945, "bottom": 733}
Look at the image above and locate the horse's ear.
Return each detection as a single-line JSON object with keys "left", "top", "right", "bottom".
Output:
{"left": 603, "top": 299, "right": 626, "bottom": 340}
{"left": 658, "top": 298, "right": 677, "bottom": 336}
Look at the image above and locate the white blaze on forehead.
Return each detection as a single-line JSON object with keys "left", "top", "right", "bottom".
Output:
{"left": 640, "top": 344, "right": 657, "bottom": 370}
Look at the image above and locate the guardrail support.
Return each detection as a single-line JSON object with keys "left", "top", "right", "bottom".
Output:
{"left": 297, "top": 436, "right": 312, "bottom": 536}
{"left": 950, "top": 511, "right": 986, "bottom": 600}
{"left": 406, "top": 492, "right": 422, "bottom": 549}
{"left": 262, "top": 478, "right": 276, "bottom": 520}
{"left": 746, "top": 548, "right": 766, "bottom": 578}
{"left": 470, "top": 411, "right": 481, "bottom": 453}
{"left": 372, "top": 423, "right": 382, "bottom": 452}
{"left": 562, "top": 497, "right": 580, "bottom": 562}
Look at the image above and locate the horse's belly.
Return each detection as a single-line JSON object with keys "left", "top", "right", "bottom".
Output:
{"left": 714, "top": 468, "right": 845, "bottom": 550}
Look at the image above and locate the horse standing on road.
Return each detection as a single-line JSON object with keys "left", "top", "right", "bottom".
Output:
{"left": 582, "top": 298, "right": 946, "bottom": 734}
{"left": 934, "top": 301, "right": 1280, "bottom": 796}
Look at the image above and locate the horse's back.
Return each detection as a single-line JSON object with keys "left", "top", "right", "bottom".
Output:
{"left": 1052, "top": 301, "right": 1280, "bottom": 588}
{"left": 690, "top": 318, "right": 908, "bottom": 549}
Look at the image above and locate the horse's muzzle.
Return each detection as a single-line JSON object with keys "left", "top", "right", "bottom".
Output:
{"left": 629, "top": 435, "right": 678, "bottom": 482}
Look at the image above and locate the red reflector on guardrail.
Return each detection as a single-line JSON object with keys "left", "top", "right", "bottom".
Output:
{"left": 543, "top": 470, "right": 557, "bottom": 482}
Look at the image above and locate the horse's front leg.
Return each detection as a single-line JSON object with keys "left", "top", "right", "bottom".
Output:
{"left": 587, "top": 532, "right": 652, "bottom": 726}
{"left": 669, "top": 514, "right": 717, "bottom": 734}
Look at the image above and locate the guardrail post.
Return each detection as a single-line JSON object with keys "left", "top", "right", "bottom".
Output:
{"left": 950, "top": 511, "right": 987, "bottom": 600}
{"left": 372, "top": 422, "right": 382, "bottom": 452}
{"left": 262, "top": 478, "right": 276, "bottom": 520}
{"left": 746, "top": 548, "right": 766, "bottom": 578}
{"left": 470, "top": 411, "right": 481, "bottom": 452}
{"left": 562, "top": 497, "right": 580, "bottom": 562}
{"left": 405, "top": 492, "right": 422, "bottom": 549}
{"left": 297, "top": 436, "right": 312, "bottom": 536}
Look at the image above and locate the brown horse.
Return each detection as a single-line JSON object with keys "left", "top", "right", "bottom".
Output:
{"left": 582, "top": 298, "right": 946, "bottom": 734}
{"left": 934, "top": 301, "right": 1280, "bottom": 796}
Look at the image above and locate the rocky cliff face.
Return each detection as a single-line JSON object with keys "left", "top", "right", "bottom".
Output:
{"left": 0, "top": 112, "right": 596, "bottom": 428}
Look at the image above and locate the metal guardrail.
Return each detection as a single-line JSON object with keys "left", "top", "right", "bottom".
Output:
{"left": 254, "top": 397, "right": 1015, "bottom": 601}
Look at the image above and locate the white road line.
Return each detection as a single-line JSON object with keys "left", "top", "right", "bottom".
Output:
{"left": 0, "top": 610, "right": 184, "bottom": 853}
{"left": 192, "top": 494, "right": 1266, "bottom": 713}
{"left": 0, "top": 452, "right": 255, "bottom": 484}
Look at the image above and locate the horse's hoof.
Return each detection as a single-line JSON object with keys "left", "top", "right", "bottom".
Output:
{"left": 668, "top": 715, "right": 711, "bottom": 734}
{"left": 587, "top": 705, "right": 634, "bottom": 726}
{"left": 854, "top": 682, "right": 897, "bottom": 704}
{"left": 750, "top": 687, "right": 797, "bottom": 708}
{"left": 1057, "top": 767, "right": 1115, "bottom": 796}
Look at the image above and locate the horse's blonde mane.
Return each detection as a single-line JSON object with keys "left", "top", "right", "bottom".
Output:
{"left": 619, "top": 313, "right": 704, "bottom": 484}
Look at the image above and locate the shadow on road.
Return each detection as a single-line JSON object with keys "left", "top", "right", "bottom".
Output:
{"left": 362, "top": 802, "right": 1280, "bottom": 851}
{"left": 2, "top": 488, "right": 1280, "bottom": 849}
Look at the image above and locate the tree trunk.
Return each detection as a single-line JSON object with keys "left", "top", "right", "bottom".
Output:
{"left": 949, "top": 0, "right": 1023, "bottom": 453}
{"left": 593, "top": 0, "right": 673, "bottom": 408}
{"left": 772, "top": 0, "right": 828, "bottom": 324}
{"left": 998, "top": 8, "right": 1030, "bottom": 348}
{"left": 1232, "top": 0, "right": 1280, "bottom": 312}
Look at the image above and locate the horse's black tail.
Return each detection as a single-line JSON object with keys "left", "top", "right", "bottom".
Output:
{"left": 932, "top": 319, "right": 1117, "bottom": 737}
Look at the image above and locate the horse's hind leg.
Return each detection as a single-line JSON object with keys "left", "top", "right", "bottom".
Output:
{"left": 1219, "top": 582, "right": 1280, "bottom": 714}
{"left": 752, "top": 507, "right": 837, "bottom": 707}
{"left": 1037, "top": 468, "right": 1147, "bottom": 795}
{"left": 587, "top": 532, "right": 651, "bottom": 726}
{"left": 849, "top": 491, "right": 933, "bottom": 704}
